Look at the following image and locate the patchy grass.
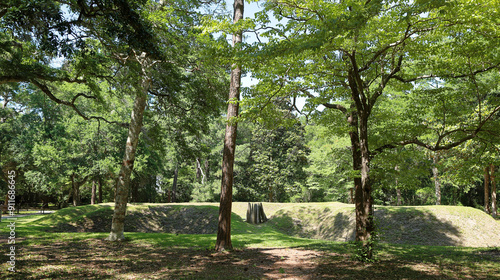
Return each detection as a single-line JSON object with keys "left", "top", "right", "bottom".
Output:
{"left": 0, "top": 203, "right": 499, "bottom": 279}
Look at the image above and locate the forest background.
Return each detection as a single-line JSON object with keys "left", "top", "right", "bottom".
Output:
{"left": 0, "top": 0, "right": 499, "bottom": 225}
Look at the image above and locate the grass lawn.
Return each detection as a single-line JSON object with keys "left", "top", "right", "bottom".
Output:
{"left": 0, "top": 204, "right": 499, "bottom": 279}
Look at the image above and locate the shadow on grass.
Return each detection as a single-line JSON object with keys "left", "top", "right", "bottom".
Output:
{"left": 33, "top": 205, "right": 221, "bottom": 235}
{"left": 1, "top": 236, "right": 498, "bottom": 280}
{"left": 2, "top": 204, "right": 498, "bottom": 279}
{"left": 1, "top": 210, "right": 498, "bottom": 280}
{"left": 375, "top": 207, "right": 461, "bottom": 246}
{"left": 269, "top": 205, "right": 463, "bottom": 247}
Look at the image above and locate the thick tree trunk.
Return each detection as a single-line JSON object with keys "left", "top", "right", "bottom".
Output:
{"left": 491, "top": 164, "right": 496, "bottom": 218}
{"left": 91, "top": 180, "right": 96, "bottom": 205}
{"left": 357, "top": 113, "right": 375, "bottom": 259}
{"left": 215, "top": 0, "right": 244, "bottom": 252}
{"left": 433, "top": 154, "right": 441, "bottom": 205}
{"left": 348, "top": 109, "right": 374, "bottom": 253}
{"left": 106, "top": 88, "right": 148, "bottom": 241}
{"left": 484, "top": 166, "right": 491, "bottom": 214}
{"left": 172, "top": 165, "right": 178, "bottom": 203}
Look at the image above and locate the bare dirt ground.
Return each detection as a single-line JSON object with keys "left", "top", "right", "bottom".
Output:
{"left": 1, "top": 237, "right": 499, "bottom": 280}
{"left": 1, "top": 238, "right": 330, "bottom": 280}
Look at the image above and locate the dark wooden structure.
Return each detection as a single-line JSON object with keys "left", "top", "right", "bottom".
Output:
{"left": 246, "top": 202, "right": 268, "bottom": 224}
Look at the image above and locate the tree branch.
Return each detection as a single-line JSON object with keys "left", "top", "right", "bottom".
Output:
{"left": 373, "top": 105, "right": 500, "bottom": 155}
{"left": 31, "top": 80, "right": 129, "bottom": 128}
{"left": 299, "top": 88, "right": 347, "bottom": 114}
{"left": 393, "top": 63, "right": 500, "bottom": 83}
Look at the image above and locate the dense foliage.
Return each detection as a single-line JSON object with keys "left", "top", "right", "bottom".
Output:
{"left": 0, "top": 0, "right": 498, "bottom": 222}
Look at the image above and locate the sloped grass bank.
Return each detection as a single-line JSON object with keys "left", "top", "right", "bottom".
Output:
{"left": 269, "top": 203, "right": 500, "bottom": 247}
{"left": 36, "top": 204, "right": 220, "bottom": 234}
{"left": 1, "top": 203, "right": 499, "bottom": 279}
{"left": 30, "top": 202, "right": 500, "bottom": 247}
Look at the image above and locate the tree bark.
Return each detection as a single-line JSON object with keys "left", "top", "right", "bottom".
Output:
{"left": 204, "top": 159, "right": 210, "bottom": 182}
{"left": 215, "top": 0, "right": 244, "bottom": 252}
{"left": 71, "top": 174, "right": 89, "bottom": 207}
{"left": 395, "top": 165, "right": 401, "bottom": 206}
{"left": 347, "top": 107, "right": 374, "bottom": 254}
{"left": 484, "top": 165, "right": 491, "bottom": 214}
{"left": 433, "top": 154, "right": 441, "bottom": 205}
{"left": 490, "top": 164, "right": 496, "bottom": 218}
{"left": 196, "top": 158, "right": 202, "bottom": 183}
{"left": 91, "top": 180, "right": 96, "bottom": 205}
{"left": 357, "top": 111, "right": 375, "bottom": 259}
{"left": 106, "top": 86, "right": 148, "bottom": 241}
{"left": 71, "top": 174, "right": 81, "bottom": 207}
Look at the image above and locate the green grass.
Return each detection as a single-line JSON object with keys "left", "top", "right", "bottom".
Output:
{"left": 1, "top": 203, "right": 499, "bottom": 279}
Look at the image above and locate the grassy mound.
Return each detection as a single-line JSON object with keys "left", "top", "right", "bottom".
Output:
{"left": 36, "top": 204, "right": 220, "bottom": 234}
{"left": 33, "top": 202, "right": 499, "bottom": 247}
{"left": 269, "top": 203, "right": 500, "bottom": 247}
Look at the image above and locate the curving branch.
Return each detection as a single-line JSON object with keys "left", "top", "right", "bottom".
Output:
{"left": 393, "top": 63, "right": 500, "bottom": 83}
{"left": 373, "top": 105, "right": 500, "bottom": 156}
{"left": 30, "top": 79, "right": 129, "bottom": 128}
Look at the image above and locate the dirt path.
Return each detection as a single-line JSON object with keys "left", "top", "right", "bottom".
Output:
{"left": 256, "top": 248, "right": 323, "bottom": 279}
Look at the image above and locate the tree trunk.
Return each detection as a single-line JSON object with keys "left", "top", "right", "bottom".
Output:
{"left": 490, "top": 164, "right": 496, "bottom": 218}
{"left": 71, "top": 174, "right": 80, "bottom": 207}
{"left": 348, "top": 107, "right": 374, "bottom": 256}
{"left": 196, "top": 158, "right": 202, "bottom": 183}
{"left": 172, "top": 165, "right": 178, "bottom": 203}
{"left": 396, "top": 189, "right": 402, "bottom": 206}
{"left": 357, "top": 112, "right": 375, "bottom": 259}
{"left": 196, "top": 158, "right": 206, "bottom": 184}
{"left": 395, "top": 165, "right": 401, "bottom": 206}
{"left": 484, "top": 166, "right": 491, "bottom": 214}
{"left": 215, "top": 0, "right": 244, "bottom": 252}
{"left": 204, "top": 159, "right": 210, "bottom": 182}
{"left": 98, "top": 177, "right": 103, "bottom": 203}
{"left": 433, "top": 154, "right": 441, "bottom": 205}
{"left": 91, "top": 180, "right": 96, "bottom": 205}
{"left": 106, "top": 88, "right": 148, "bottom": 241}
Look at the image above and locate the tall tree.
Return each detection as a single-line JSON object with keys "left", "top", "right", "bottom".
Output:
{"left": 248, "top": 0, "right": 500, "bottom": 259}
{"left": 106, "top": 55, "right": 150, "bottom": 240}
{"left": 215, "top": 0, "right": 244, "bottom": 252}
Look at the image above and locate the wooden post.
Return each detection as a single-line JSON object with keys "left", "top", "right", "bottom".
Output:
{"left": 246, "top": 203, "right": 267, "bottom": 224}
{"left": 258, "top": 202, "right": 267, "bottom": 223}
